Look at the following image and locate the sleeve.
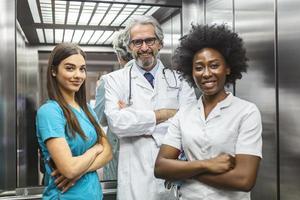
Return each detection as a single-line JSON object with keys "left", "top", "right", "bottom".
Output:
{"left": 93, "top": 76, "right": 107, "bottom": 126}
{"left": 36, "top": 103, "right": 66, "bottom": 143}
{"left": 178, "top": 78, "right": 197, "bottom": 106}
{"left": 163, "top": 111, "right": 182, "bottom": 150}
{"left": 235, "top": 104, "right": 263, "bottom": 158}
{"left": 104, "top": 72, "right": 156, "bottom": 138}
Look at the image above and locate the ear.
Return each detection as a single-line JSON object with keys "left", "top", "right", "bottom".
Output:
{"left": 158, "top": 42, "right": 163, "bottom": 51}
{"left": 51, "top": 70, "right": 56, "bottom": 77}
{"left": 226, "top": 67, "right": 231, "bottom": 75}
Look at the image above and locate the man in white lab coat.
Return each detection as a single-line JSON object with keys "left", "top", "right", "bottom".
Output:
{"left": 94, "top": 30, "right": 133, "bottom": 181}
{"left": 103, "top": 15, "right": 196, "bottom": 200}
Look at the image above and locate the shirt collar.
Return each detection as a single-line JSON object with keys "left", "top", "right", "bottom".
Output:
{"left": 135, "top": 59, "right": 160, "bottom": 77}
{"left": 197, "top": 92, "right": 234, "bottom": 110}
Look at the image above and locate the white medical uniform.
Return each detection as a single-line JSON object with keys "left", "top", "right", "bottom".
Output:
{"left": 94, "top": 60, "right": 135, "bottom": 180}
{"left": 163, "top": 92, "right": 262, "bottom": 200}
{"left": 103, "top": 59, "right": 196, "bottom": 200}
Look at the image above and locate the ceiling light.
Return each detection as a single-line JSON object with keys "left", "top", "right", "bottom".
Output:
{"left": 28, "top": 0, "right": 41, "bottom": 23}
{"left": 88, "top": 30, "right": 104, "bottom": 44}
{"left": 97, "top": 31, "right": 113, "bottom": 44}
{"left": 55, "top": 29, "right": 64, "bottom": 43}
{"left": 72, "top": 30, "right": 84, "bottom": 43}
{"left": 36, "top": 28, "right": 45, "bottom": 43}
{"left": 80, "top": 30, "right": 94, "bottom": 44}
{"left": 64, "top": 29, "right": 74, "bottom": 42}
{"left": 44, "top": 28, "right": 53, "bottom": 43}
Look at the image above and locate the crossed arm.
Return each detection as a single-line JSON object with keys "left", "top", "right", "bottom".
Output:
{"left": 46, "top": 136, "right": 112, "bottom": 192}
{"left": 154, "top": 145, "right": 260, "bottom": 192}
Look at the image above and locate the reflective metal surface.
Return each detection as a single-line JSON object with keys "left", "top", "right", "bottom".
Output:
{"left": 16, "top": 25, "right": 40, "bottom": 187}
{"left": 182, "top": 0, "right": 205, "bottom": 35}
{"left": 160, "top": 10, "right": 181, "bottom": 68}
{"left": 234, "top": 1, "right": 277, "bottom": 199}
{"left": 278, "top": 0, "right": 300, "bottom": 199}
{"left": 206, "top": 0, "right": 233, "bottom": 27}
{"left": 0, "top": 0, "right": 17, "bottom": 191}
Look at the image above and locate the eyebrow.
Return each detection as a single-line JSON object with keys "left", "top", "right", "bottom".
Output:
{"left": 64, "top": 62, "right": 86, "bottom": 67}
{"left": 194, "top": 58, "right": 221, "bottom": 63}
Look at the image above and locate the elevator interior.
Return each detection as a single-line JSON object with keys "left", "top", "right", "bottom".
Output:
{"left": 1, "top": 0, "right": 300, "bottom": 199}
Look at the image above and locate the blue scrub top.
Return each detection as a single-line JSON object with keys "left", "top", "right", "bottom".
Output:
{"left": 36, "top": 100, "right": 103, "bottom": 200}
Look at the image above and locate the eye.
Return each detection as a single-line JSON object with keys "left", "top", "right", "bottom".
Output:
{"left": 65, "top": 65, "right": 75, "bottom": 71}
{"left": 210, "top": 62, "right": 220, "bottom": 69}
{"left": 194, "top": 64, "right": 204, "bottom": 71}
{"left": 131, "top": 39, "right": 143, "bottom": 47}
{"left": 80, "top": 66, "right": 86, "bottom": 72}
{"left": 144, "top": 37, "right": 156, "bottom": 46}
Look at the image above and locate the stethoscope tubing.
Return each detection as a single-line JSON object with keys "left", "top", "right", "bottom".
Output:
{"left": 127, "top": 63, "right": 179, "bottom": 106}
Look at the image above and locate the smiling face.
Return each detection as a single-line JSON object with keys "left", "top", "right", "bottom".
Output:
{"left": 192, "top": 48, "right": 230, "bottom": 99}
{"left": 53, "top": 53, "right": 86, "bottom": 97}
{"left": 129, "top": 24, "right": 162, "bottom": 71}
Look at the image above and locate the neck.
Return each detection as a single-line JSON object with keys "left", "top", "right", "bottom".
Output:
{"left": 60, "top": 90, "right": 77, "bottom": 107}
{"left": 202, "top": 90, "right": 228, "bottom": 107}
{"left": 136, "top": 60, "right": 157, "bottom": 71}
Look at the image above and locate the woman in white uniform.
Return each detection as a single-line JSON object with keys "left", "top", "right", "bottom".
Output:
{"left": 154, "top": 24, "right": 262, "bottom": 200}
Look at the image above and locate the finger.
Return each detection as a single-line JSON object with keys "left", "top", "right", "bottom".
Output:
{"left": 54, "top": 175, "right": 66, "bottom": 185}
{"left": 51, "top": 169, "right": 60, "bottom": 177}
{"left": 57, "top": 178, "right": 70, "bottom": 190}
{"left": 62, "top": 181, "right": 75, "bottom": 193}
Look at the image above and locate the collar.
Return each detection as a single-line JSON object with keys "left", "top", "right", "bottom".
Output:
{"left": 197, "top": 92, "right": 234, "bottom": 121}
{"left": 135, "top": 59, "right": 160, "bottom": 77}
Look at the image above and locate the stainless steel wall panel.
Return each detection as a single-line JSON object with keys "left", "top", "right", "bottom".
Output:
{"left": 160, "top": 11, "right": 181, "bottom": 68}
{"left": 206, "top": 0, "right": 233, "bottom": 27}
{"left": 182, "top": 0, "right": 205, "bottom": 35}
{"left": 234, "top": 0, "right": 277, "bottom": 199}
{"left": 16, "top": 28, "right": 39, "bottom": 187}
{"left": 0, "top": 0, "right": 17, "bottom": 191}
{"left": 278, "top": 0, "right": 300, "bottom": 199}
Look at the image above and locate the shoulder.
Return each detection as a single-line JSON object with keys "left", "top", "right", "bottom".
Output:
{"left": 106, "top": 67, "right": 129, "bottom": 81}
{"left": 231, "top": 96, "right": 260, "bottom": 114}
{"left": 37, "top": 100, "right": 63, "bottom": 118}
{"left": 178, "top": 100, "right": 198, "bottom": 115}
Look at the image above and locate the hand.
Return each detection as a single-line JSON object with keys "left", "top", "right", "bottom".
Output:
{"left": 52, "top": 169, "right": 80, "bottom": 192}
{"left": 118, "top": 100, "right": 126, "bottom": 109}
{"left": 93, "top": 143, "right": 104, "bottom": 155}
{"left": 204, "top": 153, "right": 235, "bottom": 174}
{"left": 154, "top": 109, "right": 177, "bottom": 124}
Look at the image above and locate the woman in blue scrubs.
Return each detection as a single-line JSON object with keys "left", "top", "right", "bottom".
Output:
{"left": 36, "top": 43, "right": 112, "bottom": 200}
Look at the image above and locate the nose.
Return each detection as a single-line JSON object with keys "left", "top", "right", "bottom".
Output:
{"left": 74, "top": 68, "right": 85, "bottom": 79}
{"left": 140, "top": 41, "right": 149, "bottom": 51}
{"left": 203, "top": 66, "right": 212, "bottom": 77}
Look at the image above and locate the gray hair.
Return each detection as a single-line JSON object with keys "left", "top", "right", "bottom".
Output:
{"left": 112, "top": 30, "right": 133, "bottom": 62}
{"left": 123, "top": 15, "right": 164, "bottom": 50}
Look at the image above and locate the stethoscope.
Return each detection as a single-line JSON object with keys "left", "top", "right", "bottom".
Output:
{"left": 127, "top": 62, "right": 179, "bottom": 106}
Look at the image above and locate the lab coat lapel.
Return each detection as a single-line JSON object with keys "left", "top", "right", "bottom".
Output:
{"left": 153, "top": 61, "right": 164, "bottom": 97}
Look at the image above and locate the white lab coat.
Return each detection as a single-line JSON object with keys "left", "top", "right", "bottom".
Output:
{"left": 104, "top": 60, "right": 196, "bottom": 200}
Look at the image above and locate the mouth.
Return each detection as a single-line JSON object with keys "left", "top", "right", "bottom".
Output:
{"left": 138, "top": 52, "right": 153, "bottom": 58}
{"left": 71, "top": 81, "right": 83, "bottom": 86}
{"left": 201, "top": 80, "right": 216, "bottom": 87}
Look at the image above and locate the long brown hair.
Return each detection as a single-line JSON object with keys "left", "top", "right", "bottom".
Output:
{"left": 47, "top": 43, "right": 104, "bottom": 140}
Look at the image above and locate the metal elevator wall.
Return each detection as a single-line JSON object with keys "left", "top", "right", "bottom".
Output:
{"left": 0, "top": 0, "right": 17, "bottom": 191}
{"left": 278, "top": 0, "right": 300, "bottom": 199}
